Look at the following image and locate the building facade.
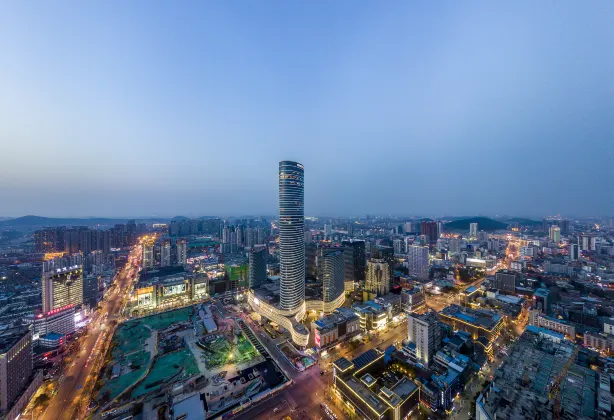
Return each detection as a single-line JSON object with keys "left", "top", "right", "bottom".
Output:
{"left": 278, "top": 161, "right": 305, "bottom": 311}
{"left": 42, "top": 266, "right": 83, "bottom": 313}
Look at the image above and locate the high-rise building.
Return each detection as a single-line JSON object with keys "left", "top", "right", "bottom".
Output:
{"left": 0, "top": 328, "right": 35, "bottom": 415}
{"left": 342, "top": 240, "right": 366, "bottom": 291}
{"left": 347, "top": 223, "right": 354, "bottom": 236}
{"left": 469, "top": 223, "right": 478, "bottom": 238}
{"left": 407, "top": 311, "right": 441, "bottom": 366}
{"left": 581, "top": 235, "right": 596, "bottom": 251}
{"left": 373, "top": 245, "right": 394, "bottom": 288}
{"left": 407, "top": 245, "right": 429, "bottom": 280}
{"left": 549, "top": 225, "right": 561, "bottom": 242}
{"left": 421, "top": 221, "right": 439, "bottom": 243}
{"left": 256, "top": 227, "right": 265, "bottom": 245}
{"left": 143, "top": 245, "right": 154, "bottom": 269}
{"left": 160, "top": 240, "right": 171, "bottom": 267}
{"left": 393, "top": 238, "right": 406, "bottom": 254}
{"left": 318, "top": 249, "right": 345, "bottom": 312}
{"left": 364, "top": 259, "right": 390, "bottom": 297}
{"left": 448, "top": 237, "right": 461, "bottom": 254}
{"left": 569, "top": 243, "right": 579, "bottom": 261}
{"left": 493, "top": 270, "right": 519, "bottom": 293}
{"left": 248, "top": 245, "right": 268, "bottom": 289}
{"left": 324, "top": 224, "right": 332, "bottom": 237}
{"left": 42, "top": 266, "right": 83, "bottom": 313}
{"left": 278, "top": 161, "right": 305, "bottom": 311}
{"left": 176, "top": 239, "right": 187, "bottom": 265}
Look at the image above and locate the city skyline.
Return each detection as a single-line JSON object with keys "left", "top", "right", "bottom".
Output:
{"left": 1, "top": 1, "right": 613, "bottom": 218}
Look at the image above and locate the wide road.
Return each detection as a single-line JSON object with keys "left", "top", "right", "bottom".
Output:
{"left": 234, "top": 319, "right": 409, "bottom": 420}
{"left": 41, "top": 248, "right": 139, "bottom": 420}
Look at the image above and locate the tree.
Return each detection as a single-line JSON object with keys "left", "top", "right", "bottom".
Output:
{"left": 34, "top": 393, "right": 50, "bottom": 407}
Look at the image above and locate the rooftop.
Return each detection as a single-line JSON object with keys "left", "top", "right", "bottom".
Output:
{"left": 0, "top": 326, "right": 29, "bottom": 354}
{"left": 440, "top": 304, "right": 503, "bottom": 330}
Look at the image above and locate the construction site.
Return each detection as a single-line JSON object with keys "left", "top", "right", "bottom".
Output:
{"left": 94, "top": 302, "right": 289, "bottom": 419}
{"left": 476, "top": 328, "right": 597, "bottom": 420}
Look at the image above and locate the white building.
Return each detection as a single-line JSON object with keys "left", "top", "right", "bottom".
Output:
{"left": 407, "top": 245, "right": 429, "bottom": 280}
{"left": 469, "top": 223, "right": 478, "bottom": 238}
{"left": 406, "top": 311, "right": 441, "bottom": 366}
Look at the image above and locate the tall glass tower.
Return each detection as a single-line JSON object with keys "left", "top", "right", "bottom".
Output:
{"left": 279, "top": 160, "right": 305, "bottom": 311}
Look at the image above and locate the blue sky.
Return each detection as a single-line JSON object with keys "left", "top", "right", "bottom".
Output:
{"left": 0, "top": 1, "right": 612, "bottom": 218}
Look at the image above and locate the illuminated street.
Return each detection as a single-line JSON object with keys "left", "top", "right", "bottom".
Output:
{"left": 38, "top": 248, "right": 140, "bottom": 420}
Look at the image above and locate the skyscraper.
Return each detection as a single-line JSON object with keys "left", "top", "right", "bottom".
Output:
{"left": 279, "top": 161, "right": 305, "bottom": 311}
{"left": 342, "top": 240, "right": 366, "bottom": 291}
{"left": 249, "top": 245, "right": 268, "bottom": 289}
{"left": 318, "top": 249, "right": 345, "bottom": 312}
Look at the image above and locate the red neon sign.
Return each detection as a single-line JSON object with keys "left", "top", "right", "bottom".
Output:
{"left": 46, "top": 304, "right": 75, "bottom": 317}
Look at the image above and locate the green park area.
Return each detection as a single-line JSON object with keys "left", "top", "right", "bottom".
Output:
{"left": 96, "top": 306, "right": 198, "bottom": 403}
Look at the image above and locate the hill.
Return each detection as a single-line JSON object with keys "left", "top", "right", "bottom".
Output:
{"left": 0, "top": 215, "right": 132, "bottom": 228}
{"left": 501, "top": 217, "right": 541, "bottom": 226}
{"left": 444, "top": 217, "right": 508, "bottom": 232}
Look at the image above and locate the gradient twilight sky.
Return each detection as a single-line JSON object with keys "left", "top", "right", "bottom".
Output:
{"left": 1, "top": 1, "right": 613, "bottom": 218}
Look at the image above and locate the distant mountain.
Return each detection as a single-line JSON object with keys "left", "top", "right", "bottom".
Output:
{"left": 444, "top": 217, "right": 508, "bottom": 232}
{"left": 170, "top": 216, "right": 190, "bottom": 221}
{"left": 501, "top": 217, "right": 541, "bottom": 226}
{"left": 0, "top": 215, "right": 132, "bottom": 228}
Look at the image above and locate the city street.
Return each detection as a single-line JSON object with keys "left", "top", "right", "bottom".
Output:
{"left": 39, "top": 249, "right": 139, "bottom": 420}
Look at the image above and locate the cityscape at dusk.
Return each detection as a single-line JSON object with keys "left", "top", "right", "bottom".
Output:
{"left": 1, "top": 2, "right": 614, "bottom": 420}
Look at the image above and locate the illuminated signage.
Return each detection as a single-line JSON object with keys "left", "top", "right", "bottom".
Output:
{"left": 163, "top": 284, "right": 186, "bottom": 296}
{"left": 46, "top": 304, "right": 75, "bottom": 317}
{"left": 137, "top": 286, "right": 154, "bottom": 295}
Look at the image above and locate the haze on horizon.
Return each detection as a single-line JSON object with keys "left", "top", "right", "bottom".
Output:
{"left": 1, "top": 1, "right": 613, "bottom": 219}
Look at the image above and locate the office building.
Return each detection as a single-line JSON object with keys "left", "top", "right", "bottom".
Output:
{"left": 0, "top": 328, "right": 40, "bottom": 418}
{"left": 569, "top": 243, "right": 579, "bottom": 261}
{"left": 342, "top": 240, "right": 366, "bottom": 291}
{"left": 373, "top": 245, "right": 394, "bottom": 288}
{"left": 421, "top": 221, "right": 439, "bottom": 243}
{"left": 278, "top": 160, "right": 305, "bottom": 311}
{"left": 492, "top": 270, "right": 520, "bottom": 294}
{"left": 549, "top": 225, "right": 561, "bottom": 242}
{"left": 42, "top": 266, "right": 83, "bottom": 313}
{"left": 364, "top": 259, "right": 390, "bottom": 298}
{"left": 407, "top": 244, "right": 429, "bottom": 280}
{"left": 469, "top": 222, "right": 478, "bottom": 238}
{"left": 248, "top": 245, "right": 268, "bottom": 289}
{"left": 406, "top": 311, "right": 441, "bottom": 366}
{"left": 318, "top": 249, "right": 345, "bottom": 313}
{"left": 176, "top": 239, "right": 187, "bottom": 265}
{"left": 401, "top": 287, "right": 425, "bottom": 313}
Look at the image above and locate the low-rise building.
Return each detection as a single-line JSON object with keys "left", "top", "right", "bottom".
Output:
{"left": 312, "top": 308, "right": 360, "bottom": 350}
{"left": 528, "top": 309, "right": 576, "bottom": 339}
{"left": 333, "top": 349, "right": 419, "bottom": 420}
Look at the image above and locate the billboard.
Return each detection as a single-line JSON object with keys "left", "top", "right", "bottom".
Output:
{"left": 163, "top": 283, "right": 187, "bottom": 296}
{"left": 194, "top": 282, "right": 207, "bottom": 297}
{"left": 138, "top": 293, "right": 153, "bottom": 307}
